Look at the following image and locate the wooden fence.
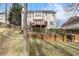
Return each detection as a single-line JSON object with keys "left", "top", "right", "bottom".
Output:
{"left": 30, "top": 32, "right": 79, "bottom": 43}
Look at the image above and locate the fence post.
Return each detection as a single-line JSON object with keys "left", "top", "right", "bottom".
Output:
{"left": 64, "top": 35, "right": 67, "bottom": 42}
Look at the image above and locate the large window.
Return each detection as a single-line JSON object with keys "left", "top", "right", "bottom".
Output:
{"left": 35, "top": 13, "right": 41, "bottom": 17}
{"left": 34, "top": 13, "right": 43, "bottom": 19}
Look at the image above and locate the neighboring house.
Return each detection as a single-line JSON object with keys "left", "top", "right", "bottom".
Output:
{"left": 61, "top": 16, "right": 79, "bottom": 43}
{"left": 62, "top": 16, "right": 79, "bottom": 29}
{"left": 21, "top": 8, "right": 56, "bottom": 31}
{"left": 0, "top": 12, "right": 9, "bottom": 26}
{"left": 0, "top": 12, "right": 5, "bottom": 24}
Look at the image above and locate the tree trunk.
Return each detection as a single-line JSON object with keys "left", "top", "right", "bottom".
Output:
{"left": 5, "top": 3, "right": 7, "bottom": 27}
{"left": 23, "top": 3, "right": 29, "bottom": 55}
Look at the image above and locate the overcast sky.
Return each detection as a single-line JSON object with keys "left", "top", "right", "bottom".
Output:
{"left": 0, "top": 3, "right": 76, "bottom": 28}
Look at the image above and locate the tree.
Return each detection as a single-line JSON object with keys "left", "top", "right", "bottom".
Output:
{"left": 65, "top": 3, "right": 79, "bottom": 16}
{"left": 8, "top": 3, "right": 22, "bottom": 26}
{"left": 23, "top": 3, "right": 29, "bottom": 55}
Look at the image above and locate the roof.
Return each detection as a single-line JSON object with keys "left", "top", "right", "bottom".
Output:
{"left": 27, "top": 10, "right": 56, "bottom": 14}
{"left": 22, "top": 8, "right": 56, "bottom": 14}
{"left": 62, "top": 16, "right": 79, "bottom": 27}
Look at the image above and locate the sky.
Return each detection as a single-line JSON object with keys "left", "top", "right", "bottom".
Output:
{"left": 0, "top": 3, "right": 76, "bottom": 28}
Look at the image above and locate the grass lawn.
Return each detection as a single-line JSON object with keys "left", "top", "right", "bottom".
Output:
{"left": 0, "top": 27, "right": 24, "bottom": 56}
{"left": 29, "top": 36, "right": 79, "bottom": 56}
{"left": 0, "top": 28, "right": 79, "bottom": 56}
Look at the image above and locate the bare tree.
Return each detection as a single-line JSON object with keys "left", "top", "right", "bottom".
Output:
{"left": 23, "top": 3, "right": 29, "bottom": 55}
{"left": 5, "top": 3, "right": 7, "bottom": 27}
{"left": 65, "top": 3, "right": 79, "bottom": 16}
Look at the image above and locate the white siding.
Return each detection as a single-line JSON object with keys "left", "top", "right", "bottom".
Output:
{"left": 0, "top": 13, "right": 9, "bottom": 24}
{"left": 21, "top": 8, "right": 56, "bottom": 30}
{"left": 46, "top": 13, "right": 55, "bottom": 29}
{"left": 0, "top": 14, "right": 5, "bottom": 23}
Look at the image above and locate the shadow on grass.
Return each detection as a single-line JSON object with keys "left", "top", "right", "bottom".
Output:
{"left": 0, "top": 35, "right": 9, "bottom": 55}
{"left": 0, "top": 29, "right": 15, "bottom": 55}
{"left": 29, "top": 37, "right": 45, "bottom": 56}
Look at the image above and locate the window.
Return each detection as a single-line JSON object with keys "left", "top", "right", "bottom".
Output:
{"left": 35, "top": 13, "right": 41, "bottom": 17}
{"left": 34, "top": 13, "right": 43, "bottom": 19}
{"left": 50, "top": 21, "right": 53, "bottom": 25}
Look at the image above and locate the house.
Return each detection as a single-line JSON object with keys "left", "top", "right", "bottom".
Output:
{"left": 62, "top": 16, "right": 79, "bottom": 29}
{"left": 0, "top": 12, "right": 5, "bottom": 24}
{"left": 0, "top": 12, "right": 9, "bottom": 27}
{"left": 21, "top": 8, "right": 56, "bottom": 31}
{"left": 61, "top": 16, "right": 79, "bottom": 43}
